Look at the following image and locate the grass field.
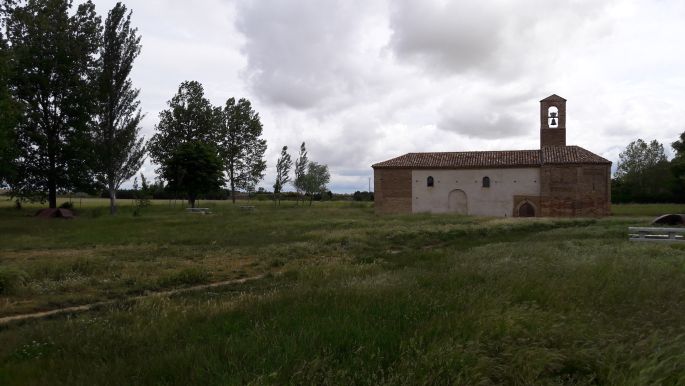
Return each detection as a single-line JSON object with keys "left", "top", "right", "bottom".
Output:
{"left": 1, "top": 200, "right": 684, "bottom": 385}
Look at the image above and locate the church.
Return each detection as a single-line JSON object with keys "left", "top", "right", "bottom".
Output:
{"left": 372, "top": 95, "right": 612, "bottom": 217}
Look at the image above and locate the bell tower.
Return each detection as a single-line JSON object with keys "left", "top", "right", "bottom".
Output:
{"left": 540, "top": 94, "right": 567, "bottom": 147}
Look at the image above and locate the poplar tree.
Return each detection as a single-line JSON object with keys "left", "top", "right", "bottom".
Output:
{"left": 293, "top": 142, "right": 308, "bottom": 204}
{"left": 6, "top": 0, "right": 101, "bottom": 207}
{"left": 218, "top": 97, "right": 266, "bottom": 204}
{"left": 0, "top": 36, "right": 19, "bottom": 187}
{"left": 92, "top": 2, "right": 145, "bottom": 215}
{"left": 273, "top": 145, "right": 292, "bottom": 205}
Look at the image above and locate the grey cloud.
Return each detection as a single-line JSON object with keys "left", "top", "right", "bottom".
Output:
{"left": 235, "top": 0, "right": 383, "bottom": 110}
{"left": 437, "top": 90, "right": 537, "bottom": 140}
{"left": 388, "top": 0, "right": 613, "bottom": 78}
{"left": 439, "top": 111, "right": 529, "bottom": 140}
{"left": 388, "top": 1, "right": 502, "bottom": 74}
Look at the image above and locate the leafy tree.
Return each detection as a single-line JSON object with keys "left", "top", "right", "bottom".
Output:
{"left": 161, "top": 142, "right": 224, "bottom": 208}
{"left": 615, "top": 139, "right": 667, "bottom": 179}
{"left": 303, "top": 161, "right": 330, "bottom": 206}
{"left": 673, "top": 131, "right": 685, "bottom": 157}
{"left": 91, "top": 2, "right": 145, "bottom": 215}
{"left": 273, "top": 146, "right": 292, "bottom": 205}
{"left": 0, "top": 36, "right": 19, "bottom": 187}
{"left": 293, "top": 142, "right": 308, "bottom": 204}
{"left": 614, "top": 139, "right": 674, "bottom": 202}
{"left": 671, "top": 131, "right": 685, "bottom": 199}
{"left": 148, "top": 81, "right": 219, "bottom": 169}
{"left": 6, "top": 0, "right": 101, "bottom": 208}
{"left": 218, "top": 97, "right": 266, "bottom": 204}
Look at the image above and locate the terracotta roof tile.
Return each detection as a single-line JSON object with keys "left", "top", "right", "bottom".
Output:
{"left": 372, "top": 146, "right": 610, "bottom": 169}
{"left": 541, "top": 146, "right": 611, "bottom": 165}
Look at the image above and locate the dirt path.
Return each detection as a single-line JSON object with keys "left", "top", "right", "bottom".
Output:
{"left": 0, "top": 274, "right": 267, "bottom": 326}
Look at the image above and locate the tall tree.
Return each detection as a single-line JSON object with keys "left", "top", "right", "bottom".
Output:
{"left": 218, "top": 97, "right": 266, "bottom": 204}
{"left": 673, "top": 131, "right": 685, "bottom": 158}
{"left": 303, "top": 161, "right": 330, "bottom": 206}
{"left": 92, "top": 2, "right": 145, "bottom": 215}
{"left": 6, "top": 0, "right": 101, "bottom": 207}
{"left": 614, "top": 139, "right": 673, "bottom": 202}
{"left": 273, "top": 145, "right": 292, "bottom": 205}
{"left": 0, "top": 36, "right": 19, "bottom": 187}
{"left": 293, "top": 142, "right": 308, "bottom": 204}
{"left": 148, "top": 81, "right": 219, "bottom": 169}
{"left": 162, "top": 142, "right": 224, "bottom": 208}
{"left": 671, "top": 131, "right": 685, "bottom": 199}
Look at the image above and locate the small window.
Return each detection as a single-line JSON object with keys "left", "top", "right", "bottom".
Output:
{"left": 427, "top": 176, "right": 434, "bottom": 187}
{"left": 482, "top": 176, "right": 490, "bottom": 188}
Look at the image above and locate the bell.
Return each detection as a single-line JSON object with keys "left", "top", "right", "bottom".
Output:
{"left": 550, "top": 118, "right": 557, "bottom": 126}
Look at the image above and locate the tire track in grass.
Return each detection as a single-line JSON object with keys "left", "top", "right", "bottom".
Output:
{"left": 0, "top": 274, "right": 267, "bottom": 326}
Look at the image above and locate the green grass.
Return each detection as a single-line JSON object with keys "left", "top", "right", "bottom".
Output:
{"left": 612, "top": 203, "right": 685, "bottom": 217}
{"left": 0, "top": 200, "right": 684, "bottom": 385}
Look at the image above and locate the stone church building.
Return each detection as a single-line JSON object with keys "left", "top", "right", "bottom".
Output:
{"left": 372, "top": 95, "right": 612, "bottom": 217}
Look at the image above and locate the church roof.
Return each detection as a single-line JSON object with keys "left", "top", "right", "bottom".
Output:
{"left": 541, "top": 94, "right": 567, "bottom": 102}
{"left": 372, "top": 146, "right": 611, "bottom": 169}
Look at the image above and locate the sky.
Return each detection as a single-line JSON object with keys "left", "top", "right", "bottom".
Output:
{"left": 88, "top": 0, "right": 685, "bottom": 193}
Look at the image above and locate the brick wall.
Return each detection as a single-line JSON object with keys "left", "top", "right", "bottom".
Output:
{"left": 540, "top": 130, "right": 567, "bottom": 147}
{"left": 539, "top": 164, "right": 611, "bottom": 217}
{"left": 373, "top": 168, "right": 412, "bottom": 214}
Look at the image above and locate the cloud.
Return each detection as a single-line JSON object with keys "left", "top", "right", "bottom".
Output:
{"left": 388, "top": 0, "right": 614, "bottom": 79}
{"left": 437, "top": 86, "right": 538, "bottom": 140}
{"left": 235, "top": 0, "right": 389, "bottom": 110}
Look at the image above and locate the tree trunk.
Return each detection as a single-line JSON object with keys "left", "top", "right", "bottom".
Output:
{"left": 231, "top": 180, "right": 236, "bottom": 204}
{"left": 189, "top": 196, "right": 196, "bottom": 208}
{"left": 109, "top": 186, "right": 117, "bottom": 215}
{"left": 48, "top": 181, "right": 57, "bottom": 209}
{"left": 48, "top": 156, "right": 57, "bottom": 208}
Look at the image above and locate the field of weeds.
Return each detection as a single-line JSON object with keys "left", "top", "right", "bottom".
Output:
{"left": 0, "top": 200, "right": 684, "bottom": 385}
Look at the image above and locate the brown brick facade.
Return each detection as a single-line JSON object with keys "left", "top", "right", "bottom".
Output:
{"left": 540, "top": 94, "right": 567, "bottom": 147}
{"left": 373, "top": 168, "right": 412, "bottom": 214}
{"left": 541, "top": 130, "right": 567, "bottom": 147}
{"left": 539, "top": 164, "right": 611, "bottom": 217}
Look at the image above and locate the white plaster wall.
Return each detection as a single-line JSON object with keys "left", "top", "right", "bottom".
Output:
{"left": 412, "top": 168, "right": 541, "bottom": 216}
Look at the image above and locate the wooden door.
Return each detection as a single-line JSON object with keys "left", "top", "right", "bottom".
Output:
{"left": 518, "top": 202, "right": 535, "bottom": 217}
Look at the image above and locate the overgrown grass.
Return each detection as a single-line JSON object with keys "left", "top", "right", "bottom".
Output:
{"left": 612, "top": 203, "right": 685, "bottom": 217}
{"left": 0, "top": 201, "right": 684, "bottom": 384}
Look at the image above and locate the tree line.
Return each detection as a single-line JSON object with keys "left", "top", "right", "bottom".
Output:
{"left": 0, "top": 0, "right": 331, "bottom": 214}
{"left": 612, "top": 131, "right": 685, "bottom": 203}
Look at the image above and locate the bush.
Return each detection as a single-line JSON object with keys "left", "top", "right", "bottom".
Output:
{"left": 59, "top": 201, "right": 74, "bottom": 209}
{"left": 0, "top": 267, "right": 28, "bottom": 294}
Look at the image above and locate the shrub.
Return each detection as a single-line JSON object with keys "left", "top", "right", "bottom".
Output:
{"left": 0, "top": 267, "right": 28, "bottom": 294}
{"left": 59, "top": 201, "right": 74, "bottom": 209}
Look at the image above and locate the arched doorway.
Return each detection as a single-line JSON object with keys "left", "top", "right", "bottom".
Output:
{"left": 448, "top": 189, "right": 468, "bottom": 215}
{"left": 518, "top": 202, "right": 536, "bottom": 217}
